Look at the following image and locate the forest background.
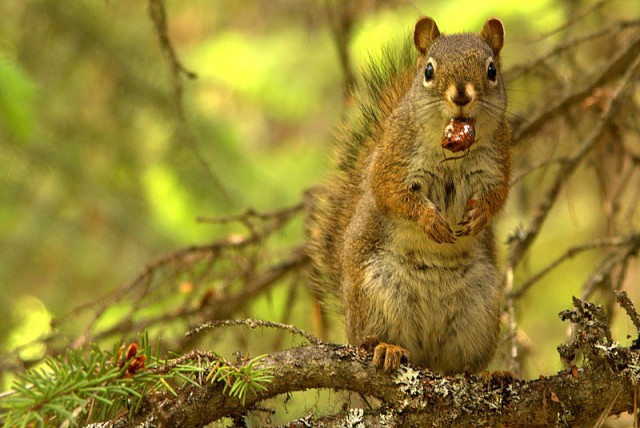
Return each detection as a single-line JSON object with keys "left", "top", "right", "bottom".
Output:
{"left": 1, "top": 0, "right": 640, "bottom": 426}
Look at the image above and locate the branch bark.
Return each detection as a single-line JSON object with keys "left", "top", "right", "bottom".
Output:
{"left": 115, "top": 296, "right": 640, "bottom": 427}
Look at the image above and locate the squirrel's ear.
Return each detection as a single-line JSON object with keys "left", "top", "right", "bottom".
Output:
{"left": 480, "top": 18, "right": 504, "bottom": 56}
{"left": 414, "top": 17, "right": 440, "bottom": 55}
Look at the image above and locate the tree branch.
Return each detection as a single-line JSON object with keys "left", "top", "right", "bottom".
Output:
{"left": 507, "top": 50, "right": 640, "bottom": 267}
{"left": 105, "top": 295, "right": 640, "bottom": 427}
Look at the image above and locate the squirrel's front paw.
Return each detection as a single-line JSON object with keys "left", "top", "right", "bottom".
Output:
{"left": 360, "top": 335, "right": 410, "bottom": 372}
{"left": 457, "top": 198, "right": 489, "bottom": 237}
{"left": 419, "top": 209, "right": 455, "bottom": 244}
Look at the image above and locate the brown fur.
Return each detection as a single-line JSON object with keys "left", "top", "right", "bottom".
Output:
{"left": 308, "top": 17, "right": 511, "bottom": 374}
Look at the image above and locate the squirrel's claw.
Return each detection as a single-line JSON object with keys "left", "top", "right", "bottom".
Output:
{"left": 430, "top": 225, "right": 456, "bottom": 244}
{"left": 361, "top": 335, "right": 410, "bottom": 372}
{"left": 457, "top": 200, "right": 489, "bottom": 237}
{"left": 421, "top": 210, "right": 456, "bottom": 244}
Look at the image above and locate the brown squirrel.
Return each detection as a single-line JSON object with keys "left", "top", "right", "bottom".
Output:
{"left": 307, "top": 17, "right": 511, "bottom": 375}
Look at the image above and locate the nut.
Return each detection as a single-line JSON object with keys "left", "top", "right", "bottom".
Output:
{"left": 442, "top": 118, "right": 476, "bottom": 152}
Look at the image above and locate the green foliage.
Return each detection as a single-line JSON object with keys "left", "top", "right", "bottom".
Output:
{"left": 0, "top": 328, "right": 275, "bottom": 426}
{"left": 5, "top": 296, "right": 52, "bottom": 363}
{"left": 0, "top": 332, "right": 202, "bottom": 427}
{"left": 207, "top": 354, "right": 274, "bottom": 406}
{"left": 0, "top": 52, "right": 35, "bottom": 143}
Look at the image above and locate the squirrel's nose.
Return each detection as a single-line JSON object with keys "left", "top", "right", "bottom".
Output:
{"left": 447, "top": 82, "right": 476, "bottom": 108}
{"left": 452, "top": 83, "right": 473, "bottom": 106}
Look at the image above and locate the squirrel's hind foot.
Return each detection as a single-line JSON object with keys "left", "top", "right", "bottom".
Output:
{"left": 360, "top": 335, "right": 410, "bottom": 372}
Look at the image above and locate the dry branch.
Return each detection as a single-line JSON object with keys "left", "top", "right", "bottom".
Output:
{"left": 507, "top": 49, "right": 640, "bottom": 267}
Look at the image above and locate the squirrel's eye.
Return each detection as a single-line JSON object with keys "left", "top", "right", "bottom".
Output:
{"left": 424, "top": 63, "right": 435, "bottom": 82}
{"left": 487, "top": 62, "right": 497, "bottom": 82}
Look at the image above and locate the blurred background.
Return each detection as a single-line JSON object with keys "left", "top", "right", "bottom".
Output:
{"left": 2, "top": 0, "right": 640, "bottom": 422}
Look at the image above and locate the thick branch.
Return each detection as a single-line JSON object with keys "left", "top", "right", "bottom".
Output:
{"left": 130, "top": 298, "right": 640, "bottom": 428}
{"left": 146, "top": 344, "right": 406, "bottom": 426}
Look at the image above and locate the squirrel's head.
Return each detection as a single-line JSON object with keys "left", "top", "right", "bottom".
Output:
{"left": 411, "top": 17, "right": 507, "bottom": 142}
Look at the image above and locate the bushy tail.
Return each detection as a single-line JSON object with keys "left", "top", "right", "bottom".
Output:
{"left": 305, "top": 36, "right": 418, "bottom": 304}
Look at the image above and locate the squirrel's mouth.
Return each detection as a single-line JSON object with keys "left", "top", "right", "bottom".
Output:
{"left": 441, "top": 117, "right": 476, "bottom": 154}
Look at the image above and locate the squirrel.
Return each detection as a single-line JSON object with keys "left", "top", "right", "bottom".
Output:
{"left": 307, "top": 16, "right": 511, "bottom": 375}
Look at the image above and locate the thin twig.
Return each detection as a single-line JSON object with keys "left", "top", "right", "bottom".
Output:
{"left": 324, "top": 0, "right": 358, "bottom": 96}
{"left": 146, "top": 0, "right": 234, "bottom": 204}
{"left": 151, "top": 349, "right": 220, "bottom": 375}
{"left": 197, "top": 203, "right": 304, "bottom": 225}
{"left": 512, "top": 34, "right": 640, "bottom": 145}
{"left": 582, "top": 238, "right": 640, "bottom": 300}
{"left": 147, "top": 0, "right": 197, "bottom": 118}
{"left": 87, "top": 249, "right": 309, "bottom": 347}
{"left": 525, "top": 0, "right": 609, "bottom": 43}
{"left": 615, "top": 291, "right": 640, "bottom": 333}
{"left": 56, "top": 205, "right": 304, "bottom": 329}
{"left": 510, "top": 236, "right": 636, "bottom": 299}
{"left": 503, "top": 267, "right": 520, "bottom": 376}
{"left": 186, "top": 318, "right": 323, "bottom": 346}
{"left": 510, "top": 156, "right": 568, "bottom": 186}
{"left": 508, "top": 50, "right": 640, "bottom": 267}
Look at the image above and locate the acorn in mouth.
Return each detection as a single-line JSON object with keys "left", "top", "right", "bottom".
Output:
{"left": 442, "top": 117, "right": 476, "bottom": 153}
